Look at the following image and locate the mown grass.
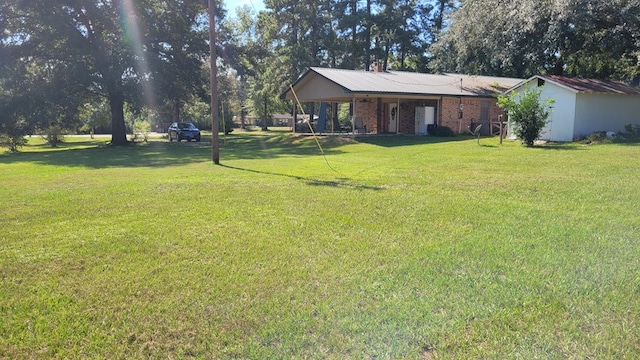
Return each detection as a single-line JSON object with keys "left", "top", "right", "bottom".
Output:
{"left": 1, "top": 132, "right": 639, "bottom": 359}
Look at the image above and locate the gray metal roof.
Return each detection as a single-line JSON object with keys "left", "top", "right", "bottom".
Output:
{"left": 542, "top": 75, "right": 640, "bottom": 95}
{"left": 283, "top": 67, "right": 523, "bottom": 101}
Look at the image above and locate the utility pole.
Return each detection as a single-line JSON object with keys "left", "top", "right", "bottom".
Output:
{"left": 209, "top": 0, "right": 220, "bottom": 164}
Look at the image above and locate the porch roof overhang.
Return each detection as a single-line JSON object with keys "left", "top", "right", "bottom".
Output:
{"left": 280, "top": 67, "right": 523, "bottom": 103}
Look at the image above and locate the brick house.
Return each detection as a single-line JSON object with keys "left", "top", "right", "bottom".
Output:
{"left": 281, "top": 67, "right": 522, "bottom": 135}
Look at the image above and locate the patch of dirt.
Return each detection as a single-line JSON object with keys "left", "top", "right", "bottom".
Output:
{"left": 321, "top": 136, "right": 356, "bottom": 147}
{"left": 422, "top": 344, "right": 437, "bottom": 360}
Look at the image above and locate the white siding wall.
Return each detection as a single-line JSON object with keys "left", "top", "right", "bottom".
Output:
{"left": 539, "top": 82, "right": 576, "bottom": 141}
{"left": 574, "top": 94, "right": 640, "bottom": 138}
{"left": 508, "top": 81, "right": 535, "bottom": 139}
{"left": 512, "top": 80, "right": 576, "bottom": 142}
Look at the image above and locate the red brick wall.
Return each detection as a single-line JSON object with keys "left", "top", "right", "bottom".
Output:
{"left": 440, "top": 97, "right": 506, "bottom": 134}
{"left": 354, "top": 100, "right": 378, "bottom": 133}
{"left": 398, "top": 101, "right": 419, "bottom": 134}
{"left": 354, "top": 96, "right": 506, "bottom": 134}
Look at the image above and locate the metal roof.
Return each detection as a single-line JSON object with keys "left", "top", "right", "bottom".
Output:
{"left": 505, "top": 75, "right": 640, "bottom": 95}
{"left": 541, "top": 75, "right": 640, "bottom": 95}
{"left": 282, "top": 67, "right": 523, "bottom": 101}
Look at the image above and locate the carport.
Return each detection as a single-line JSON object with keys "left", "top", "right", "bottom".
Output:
{"left": 281, "top": 67, "right": 522, "bottom": 135}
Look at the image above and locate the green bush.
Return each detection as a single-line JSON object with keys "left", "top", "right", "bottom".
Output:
{"left": 41, "top": 124, "right": 66, "bottom": 147}
{"left": 0, "top": 132, "right": 28, "bottom": 153}
{"left": 133, "top": 120, "right": 151, "bottom": 133}
{"left": 498, "top": 88, "right": 554, "bottom": 147}
{"left": 430, "top": 125, "right": 456, "bottom": 137}
{"left": 584, "top": 131, "right": 609, "bottom": 144}
{"left": 622, "top": 124, "right": 640, "bottom": 141}
{"left": 0, "top": 117, "right": 30, "bottom": 152}
{"left": 219, "top": 116, "right": 235, "bottom": 134}
{"left": 131, "top": 120, "right": 150, "bottom": 142}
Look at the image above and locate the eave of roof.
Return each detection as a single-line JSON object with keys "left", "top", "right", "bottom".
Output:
{"left": 542, "top": 75, "right": 640, "bottom": 95}
{"left": 281, "top": 67, "right": 523, "bottom": 100}
{"left": 504, "top": 75, "right": 640, "bottom": 95}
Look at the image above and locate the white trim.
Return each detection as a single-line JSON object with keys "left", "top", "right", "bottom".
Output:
{"left": 505, "top": 75, "right": 580, "bottom": 95}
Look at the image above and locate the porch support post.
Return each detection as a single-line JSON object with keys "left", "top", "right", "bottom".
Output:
{"left": 352, "top": 96, "right": 356, "bottom": 134}
{"left": 438, "top": 97, "right": 442, "bottom": 127}
{"left": 292, "top": 101, "right": 297, "bottom": 133}
{"left": 396, "top": 98, "right": 400, "bottom": 134}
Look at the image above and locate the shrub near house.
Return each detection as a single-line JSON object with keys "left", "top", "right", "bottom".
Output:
{"left": 498, "top": 88, "right": 554, "bottom": 146}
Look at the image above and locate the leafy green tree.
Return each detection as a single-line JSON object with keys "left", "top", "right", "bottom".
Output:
{"left": 556, "top": 1, "right": 640, "bottom": 82}
{"left": 2, "top": 0, "right": 134, "bottom": 145}
{"left": 332, "top": 0, "right": 364, "bottom": 69}
{"left": 0, "top": 56, "right": 85, "bottom": 148}
{"left": 146, "top": 1, "right": 213, "bottom": 124}
{"left": 372, "top": 0, "right": 433, "bottom": 70}
{"left": 0, "top": 115, "right": 29, "bottom": 152}
{"left": 78, "top": 101, "right": 112, "bottom": 135}
{"left": 221, "top": 6, "right": 269, "bottom": 127}
{"left": 431, "top": 0, "right": 640, "bottom": 82}
{"left": 224, "top": 3, "right": 297, "bottom": 128}
{"left": 0, "top": 77, "right": 34, "bottom": 151}
{"left": 431, "top": 0, "right": 457, "bottom": 37}
{"left": 219, "top": 0, "right": 454, "bottom": 123}
{"left": 430, "top": 0, "right": 548, "bottom": 77}
{"left": 248, "top": 58, "right": 290, "bottom": 130}
{"left": 1, "top": 0, "right": 212, "bottom": 146}
{"left": 498, "top": 88, "right": 554, "bottom": 147}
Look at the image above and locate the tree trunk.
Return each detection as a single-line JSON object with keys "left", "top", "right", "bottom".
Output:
{"left": 383, "top": 41, "right": 390, "bottom": 71}
{"left": 209, "top": 0, "right": 219, "bottom": 164}
{"left": 109, "top": 90, "right": 128, "bottom": 146}
{"left": 172, "top": 100, "right": 182, "bottom": 123}
{"left": 365, "top": 0, "right": 371, "bottom": 70}
{"left": 292, "top": 102, "right": 297, "bottom": 133}
{"left": 262, "top": 95, "right": 268, "bottom": 131}
{"left": 310, "top": 3, "right": 319, "bottom": 63}
{"left": 309, "top": 103, "right": 315, "bottom": 128}
{"left": 351, "top": 0, "right": 358, "bottom": 68}
{"left": 332, "top": 102, "right": 339, "bottom": 131}
{"left": 435, "top": 0, "right": 446, "bottom": 32}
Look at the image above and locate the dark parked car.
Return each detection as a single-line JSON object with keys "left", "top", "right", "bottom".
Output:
{"left": 168, "top": 122, "right": 201, "bottom": 142}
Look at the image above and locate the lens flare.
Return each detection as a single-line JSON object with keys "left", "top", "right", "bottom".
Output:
{"left": 118, "top": 0, "right": 156, "bottom": 110}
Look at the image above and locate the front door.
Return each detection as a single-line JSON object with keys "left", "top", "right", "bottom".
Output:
{"left": 388, "top": 103, "right": 398, "bottom": 133}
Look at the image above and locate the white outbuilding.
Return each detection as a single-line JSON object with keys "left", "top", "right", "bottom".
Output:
{"left": 506, "top": 75, "right": 640, "bottom": 142}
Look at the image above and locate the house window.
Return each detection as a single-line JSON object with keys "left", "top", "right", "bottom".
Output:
{"left": 480, "top": 101, "right": 490, "bottom": 122}
{"left": 538, "top": 78, "right": 545, "bottom": 87}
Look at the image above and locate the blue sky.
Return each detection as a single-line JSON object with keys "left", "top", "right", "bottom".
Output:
{"left": 224, "top": 0, "right": 265, "bottom": 15}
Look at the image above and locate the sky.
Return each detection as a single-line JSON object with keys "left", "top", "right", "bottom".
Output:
{"left": 224, "top": 0, "right": 265, "bottom": 15}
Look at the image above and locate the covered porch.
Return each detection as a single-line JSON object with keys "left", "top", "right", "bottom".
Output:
{"left": 280, "top": 67, "right": 521, "bottom": 135}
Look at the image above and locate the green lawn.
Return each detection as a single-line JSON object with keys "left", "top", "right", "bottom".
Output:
{"left": 1, "top": 133, "right": 639, "bottom": 359}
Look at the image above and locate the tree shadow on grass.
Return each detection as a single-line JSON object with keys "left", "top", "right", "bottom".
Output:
{"left": 220, "top": 164, "right": 386, "bottom": 191}
{"left": 353, "top": 134, "right": 472, "bottom": 147}
{"left": 0, "top": 133, "right": 348, "bottom": 168}
{"left": 0, "top": 141, "right": 210, "bottom": 168}
{"left": 613, "top": 140, "right": 640, "bottom": 147}
{"left": 534, "top": 143, "right": 589, "bottom": 150}
{"left": 216, "top": 133, "right": 348, "bottom": 160}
